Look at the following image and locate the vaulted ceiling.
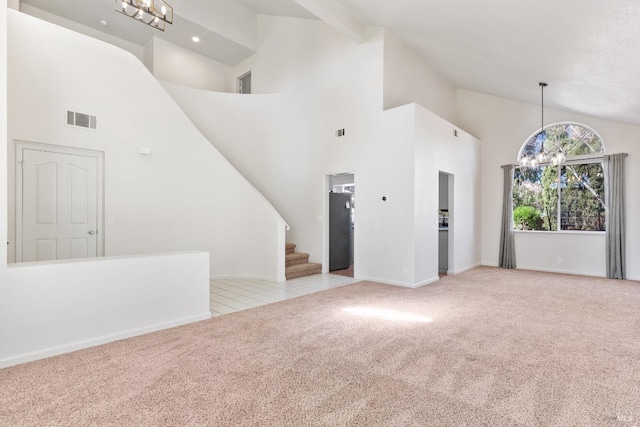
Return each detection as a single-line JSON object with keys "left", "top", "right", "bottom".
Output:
{"left": 19, "top": 0, "right": 640, "bottom": 126}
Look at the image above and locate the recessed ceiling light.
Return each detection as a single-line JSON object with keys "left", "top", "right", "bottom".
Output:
{"left": 192, "top": 36, "right": 200, "bottom": 43}
{"left": 100, "top": 19, "right": 109, "bottom": 27}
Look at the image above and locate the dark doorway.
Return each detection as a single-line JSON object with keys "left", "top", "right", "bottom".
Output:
{"left": 329, "top": 192, "right": 351, "bottom": 271}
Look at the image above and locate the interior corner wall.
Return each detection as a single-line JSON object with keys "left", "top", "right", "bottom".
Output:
{"left": 382, "top": 29, "right": 458, "bottom": 125}
{"left": 19, "top": 4, "right": 144, "bottom": 61}
{"left": 457, "top": 89, "right": 640, "bottom": 280}
{"left": 1, "top": 4, "right": 8, "bottom": 270}
{"left": 413, "top": 104, "right": 481, "bottom": 284}
{"left": 356, "top": 104, "right": 417, "bottom": 286}
{"left": 145, "top": 37, "right": 232, "bottom": 92}
{"left": 7, "top": 11, "right": 282, "bottom": 280}
{"left": 143, "top": 37, "right": 154, "bottom": 73}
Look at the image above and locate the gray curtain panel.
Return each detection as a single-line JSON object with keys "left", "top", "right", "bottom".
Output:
{"left": 499, "top": 164, "right": 516, "bottom": 269}
{"left": 604, "top": 153, "right": 626, "bottom": 279}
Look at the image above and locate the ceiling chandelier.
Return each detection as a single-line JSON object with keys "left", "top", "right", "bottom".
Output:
{"left": 518, "top": 82, "right": 566, "bottom": 168}
{"left": 115, "top": 0, "right": 173, "bottom": 32}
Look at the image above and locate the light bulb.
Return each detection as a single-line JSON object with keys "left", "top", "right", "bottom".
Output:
{"left": 161, "top": 6, "right": 167, "bottom": 15}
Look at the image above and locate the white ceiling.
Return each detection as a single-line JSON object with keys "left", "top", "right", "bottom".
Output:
{"left": 234, "top": 0, "right": 316, "bottom": 19}
{"left": 18, "top": 0, "right": 640, "bottom": 126}
{"left": 337, "top": 0, "right": 640, "bottom": 126}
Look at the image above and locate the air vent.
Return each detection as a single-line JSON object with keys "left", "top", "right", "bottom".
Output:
{"left": 66, "top": 111, "right": 97, "bottom": 130}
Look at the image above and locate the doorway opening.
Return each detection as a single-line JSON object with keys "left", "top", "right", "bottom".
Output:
{"left": 324, "top": 173, "right": 355, "bottom": 277}
{"left": 15, "top": 141, "right": 104, "bottom": 263}
{"left": 438, "top": 172, "right": 453, "bottom": 277}
{"left": 237, "top": 71, "right": 251, "bottom": 94}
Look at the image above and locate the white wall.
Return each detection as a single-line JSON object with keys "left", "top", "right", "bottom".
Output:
{"left": 413, "top": 104, "right": 481, "bottom": 283}
{"left": 355, "top": 104, "right": 417, "bottom": 285}
{"left": 0, "top": 10, "right": 210, "bottom": 369}
{"left": 20, "top": 3, "right": 144, "bottom": 61}
{"left": 229, "top": 15, "right": 382, "bottom": 95}
{"left": 7, "top": 11, "right": 286, "bottom": 281}
{"left": 164, "top": 16, "right": 385, "bottom": 272}
{"left": 1, "top": 4, "right": 7, "bottom": 269}
{"left": 164, "top": 15, "right": 483, "bottom": 287}
{"left": 457, "top": 89, "right": 640, "bottom": 279}
{"left": 145, "top": 37, "right": 232, "bottom": 92}
{"left": 0, "top": 252, "right": 211, "bottom": 368}
{"left": 383, "top": 29, "right": 457, "bottom": 125}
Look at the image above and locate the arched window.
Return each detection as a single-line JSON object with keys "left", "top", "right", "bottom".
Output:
{"left": 513, "top": 123, "right": 605, "bottom": 232}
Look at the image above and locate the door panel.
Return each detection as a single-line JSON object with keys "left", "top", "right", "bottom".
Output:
{"left": 70, "top": 163, "right": 89, "bottom": 224}
{"left": 69, "top": 238, "right": 89, "bottom": 259}
{"left": 21, "top": 148, "right": 100, "bottom": 262}
{"left": 329, "top": 192, "right": 352, "bottom": 271}
{"left": 35, "top": 239, "right": 57, "bottom": 261}
{"left": 36, "top": 162, "right": 57, "bottom": 225}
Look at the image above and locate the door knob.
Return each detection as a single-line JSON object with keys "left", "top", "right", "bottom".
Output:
{"left": 88, "top": 230, "right": 96, "bottom": 235}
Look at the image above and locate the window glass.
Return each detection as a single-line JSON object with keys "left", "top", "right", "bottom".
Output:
{"left": 560, "top": 164, "right": 605, "bottom": 231}
{"left": 513, "top": 165, "right": 557, "bottom": 231}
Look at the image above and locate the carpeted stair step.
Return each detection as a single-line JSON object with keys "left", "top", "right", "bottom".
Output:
{"left": 285, "top": 243, "right": 296, "bottom": 255}
{"left": 286, "top": 252, "right": 310, "bottom": 267}
{"left": 285, "top": 262, "right": 322, "bottom": 280}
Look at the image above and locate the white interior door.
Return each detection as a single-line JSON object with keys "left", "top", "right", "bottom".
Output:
{"left": 19, "top": 145, "right": 102, "bottom": 262}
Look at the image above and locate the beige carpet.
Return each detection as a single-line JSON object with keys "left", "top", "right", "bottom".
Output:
{"left": 1, "top": 267, "right": 640, "bottom": 426}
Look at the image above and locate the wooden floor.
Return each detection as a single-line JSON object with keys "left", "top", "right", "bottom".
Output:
{"left": 209, "top": 274, "right": 358, "bottom": 317}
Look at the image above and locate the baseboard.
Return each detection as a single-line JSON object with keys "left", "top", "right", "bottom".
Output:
{"left": 356, "top": 275, "right": 439, "bottom": 289}
{"left": 483, "top": 263, "right": 639, "bottom": 281}
{"left": 210, "top": 274, "right": 278, "bottom": 282}
{"left": 0, "top": 312, "right": 212, "bottom": 369}
{"left": 516, "top": 265, "right": 605, "bottom": 278}
{"left": 447, "top": 263, "right": 481, "bottom": 275}
{"left": 481, "top": 262, "right": 500, "bottom": 267}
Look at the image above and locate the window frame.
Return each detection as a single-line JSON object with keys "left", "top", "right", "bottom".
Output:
{"left": 514, "top": 122, "right": 606, "bottom": 233}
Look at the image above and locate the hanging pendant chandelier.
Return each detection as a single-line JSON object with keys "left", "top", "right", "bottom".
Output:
{"left": 518, "top": 82, "right": 565, "bottom": 168}
{"left": 115, "top": 0, "right": 173, "bottom": 32}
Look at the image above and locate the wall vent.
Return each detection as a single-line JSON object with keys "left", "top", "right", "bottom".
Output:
{"left": 66, "top": 111, "right": 97, "bottom": 130}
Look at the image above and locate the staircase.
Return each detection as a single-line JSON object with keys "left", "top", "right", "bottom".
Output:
{"left": 285, "top": 243, "right": 322, "bottom": 280}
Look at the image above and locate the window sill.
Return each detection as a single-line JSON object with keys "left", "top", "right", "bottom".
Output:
{"left": 514, "top": 230, "right": 605, "bottom": 236}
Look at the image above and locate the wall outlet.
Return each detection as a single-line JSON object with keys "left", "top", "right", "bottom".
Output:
{"left": 335, "top": 128, "right": 345, "bottom": 137}
{"left": 402, "top": 267, "right": 408, "bottom": 275}
{"left": 557, "top": 257, "right": 564, "bottom": 264}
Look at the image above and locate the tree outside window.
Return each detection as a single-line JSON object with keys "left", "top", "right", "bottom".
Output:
{"left": 513, "top": 123, "right": 605, "bottom": 232}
